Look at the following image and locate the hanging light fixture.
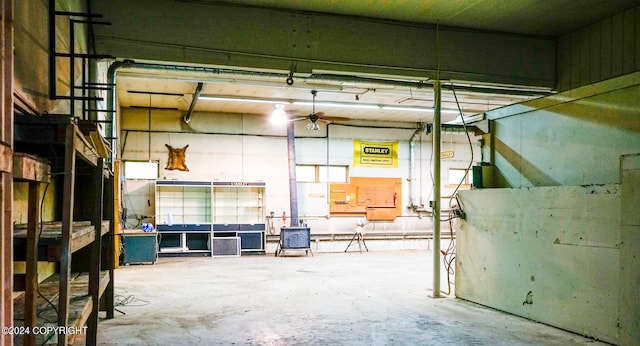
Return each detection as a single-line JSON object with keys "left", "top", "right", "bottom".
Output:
{"left": 270, "top": 103, "right": 288, "bottom": 124}
{"left": 306, "top": 122, "right": 320, "bottom": 131}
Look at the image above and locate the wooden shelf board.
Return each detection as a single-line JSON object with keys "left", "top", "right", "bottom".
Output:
{"left": 12, "top": 152, "right": 52, "bottom": 182}
{"left": 13, "top": 271, "right": 109, "bottom": 345}
{"left": 13, "top": 220, "right": 110, "bottom": 261}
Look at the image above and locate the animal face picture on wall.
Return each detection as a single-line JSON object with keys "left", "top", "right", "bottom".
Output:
{"left": 165, "top": 144, "right": 189, "bottom": 171}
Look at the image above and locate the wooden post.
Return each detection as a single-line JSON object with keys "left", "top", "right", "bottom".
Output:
{"left": 1, "top": 0, "right": 14, "bottom": 344}
{"left": 87, "top": 158, "right": 104, "bottom": 344}
{"left": 24, "top": 182, "right": 40, "bottom": 345}
{"left": 103, "top": 174, "right": 115, "bottom": 319}
{"left": 58, "top": 123, "right": 76, "bottom": 346}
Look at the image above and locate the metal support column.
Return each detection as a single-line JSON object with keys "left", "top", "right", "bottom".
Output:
{"left": 286, "top": 121, "right": 299, "bottom": 227}
{"left": 432, "top": 80, "right": 442, "bottom": 298}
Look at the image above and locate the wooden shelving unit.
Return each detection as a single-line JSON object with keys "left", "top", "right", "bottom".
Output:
{"left": 12, "top": 115, "right": 115, "bottom": 345}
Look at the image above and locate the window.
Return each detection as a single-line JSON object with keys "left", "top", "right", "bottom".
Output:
{"left": 296, "top": 165, "right": 317, "bottom": 182}
{"left": 447, "top": 168, "right": 472, "bottom": 188}
{"left": 124, "top": 161, "right": 159, "bottom": 180}
{"left": 296, "top": 165, "right": 348, "bottom": 183}
{"left": 319, "top": 165, "right": 348, "bottom": 183}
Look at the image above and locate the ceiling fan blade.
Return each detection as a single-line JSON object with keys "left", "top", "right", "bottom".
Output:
{"left": 313, "top": 112, "right": 350, "bottom": 122}
{"left": 318, "top": 116, "right": 351, "bottom": 122}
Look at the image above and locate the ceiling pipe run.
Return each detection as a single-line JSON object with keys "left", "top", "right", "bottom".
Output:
{"left": 408, "top": 123, "right": 425, "bottom": 209}
{"left": 107, "top": 59, "right": 135, "bottom": 161}
{"left": 115, "top": 60, "right": 554, "bottom": 98}
{"left": 183, "top": 82, "right": 204, "bottom": 124}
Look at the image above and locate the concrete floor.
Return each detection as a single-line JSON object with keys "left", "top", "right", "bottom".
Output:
{"left": 97, "top": 248, "right": 607, "bottom": 345}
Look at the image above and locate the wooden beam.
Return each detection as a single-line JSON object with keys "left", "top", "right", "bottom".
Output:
{"left": 0, "top": 143, "right": 10, "bottom": 174}
{"left": 13, "top": 272, "right": 108, "bottom": 345}
{"left": 23, "top": 182, "right": 40, "bottom": 345}
{"left": 1, "top": 0, "right": 14, "bottom": 343}
{"left": 103, "top": 175, "right": 116, "bottom": 319}
{"left": 87, "top": 158, "right": 104, "bottom": 344}
{"left": 74, "top": 125, "right": 99, "bottom": 166}
{"left": 12, "top": 152, "right": 51, "bottom": 182}
{"left": 58, "top": 123, "right": 76, "bottom": 346}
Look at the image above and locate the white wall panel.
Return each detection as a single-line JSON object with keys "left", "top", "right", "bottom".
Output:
{"left": 120, "top": 107, "right": 480, "bottom": 232}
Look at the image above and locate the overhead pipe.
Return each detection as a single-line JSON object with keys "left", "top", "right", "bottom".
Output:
{"left": 114, "top": 60, "right": 552, "bottom": 98}
{"left": 432, "top": 80, "right": 442, "bottom": 298}
{"left": 107, "top": 59, "right": 134, "bottom": 160}
{"left": 183, "top": 82, "right": 204, "bottom": 123}
{"left": 408, "top": 123, "right": 424, "bottom": 209}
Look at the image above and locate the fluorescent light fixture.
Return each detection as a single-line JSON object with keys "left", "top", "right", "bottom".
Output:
{"left": 380, "top": 106, "right": 429, "bottom": 112}
{"left": 199, "top": 95, "right": 285, "bottom": 104}
{"left": 199, "top": 94, "right": 461, "bottom": 115}
{"left": 380, "top": 106, "right": 460, "bottom": 114}
{"left": 293, "top": 101, "right": 380, "bottom": 109}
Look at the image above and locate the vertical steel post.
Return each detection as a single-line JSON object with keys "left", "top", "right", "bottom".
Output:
{"left": 432, "top": 80, "right": 442, "bottom": 298}
{"left": 287, "top": 121, "right": 299, "bottom": 227}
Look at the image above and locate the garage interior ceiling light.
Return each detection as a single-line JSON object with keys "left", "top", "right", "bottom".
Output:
{"left": 292, "top": 101, "right": 379, "bottom": 109}
{"left": 198, "top": 95, "right": 284, "bottom": 104}
{"left": 270, "top": 103, "right": 288, "bottom": 124}
{"left": 199, "top": 95, "right": 460, "bottom": 114}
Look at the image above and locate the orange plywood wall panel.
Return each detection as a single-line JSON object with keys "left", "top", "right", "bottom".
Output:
{"left": 329, "top": 177, "right": 401, "bottom": 217}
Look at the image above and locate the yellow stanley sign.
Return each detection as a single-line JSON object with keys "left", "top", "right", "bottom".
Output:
{"left": 440, "top": 151, "right": 455, "bottom": 159}
{"left": 353, "top": 140, "right": 398, "bottom": 168}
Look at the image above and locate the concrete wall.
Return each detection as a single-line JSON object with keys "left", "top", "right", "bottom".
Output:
{"left": 484, "top": 72, "right": 640, "bottom": 188}
{"left": 619, "top": 154, "right": 640, "bottom": 346}
{"left": 456, "top": 73, "right": 640, "bottom": 344}
{"left": 457, "top": 184, "right": 622, "bottom": 344}
{"left": 457, "top": 163, "right": 640, "bottom": 346}
{"left": 91, "top": 0, "right": 555, "bottom": 89}
{"left": 119, "top": 107, "right": 480, "bottom": 235}
{"left": 558, "top": 5, "right": 640, "bottom": 92}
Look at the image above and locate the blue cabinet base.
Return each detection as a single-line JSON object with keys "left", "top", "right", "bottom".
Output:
{"left": 122, "top": 232, "right": 158, "bottom": 264}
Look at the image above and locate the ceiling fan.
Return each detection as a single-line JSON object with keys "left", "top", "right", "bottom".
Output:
{"left": 292, "top": 90, "right": 350, "bottom": 130}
